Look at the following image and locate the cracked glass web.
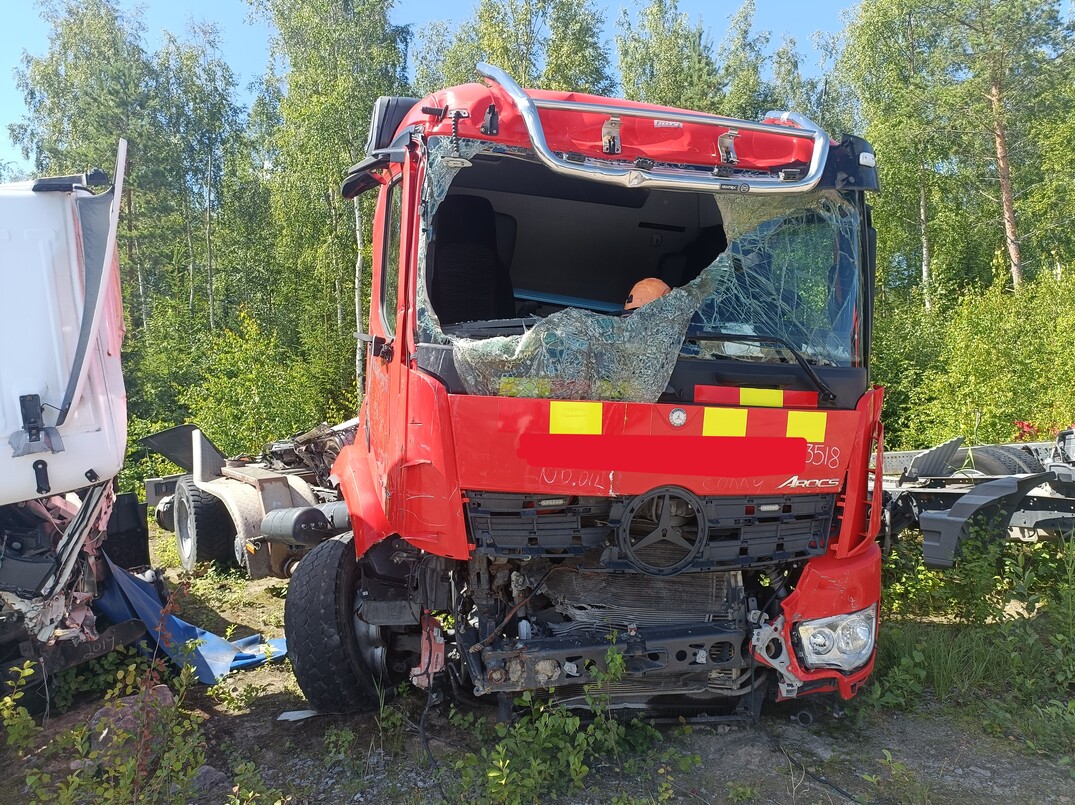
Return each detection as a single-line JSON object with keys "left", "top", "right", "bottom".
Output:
{"left": 418, "top": 138, "right": 861, "bottom": 402}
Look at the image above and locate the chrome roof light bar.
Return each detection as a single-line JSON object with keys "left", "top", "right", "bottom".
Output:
{"left": 476, "top": 62, "right": 831, "bottom": 195}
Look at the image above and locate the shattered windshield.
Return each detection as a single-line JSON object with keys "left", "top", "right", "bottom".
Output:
{"left": 686, "top": 195, "right": 861, "bottom": 367}
{"left": 417, "top": 137, "right": 862, "bottom": 403}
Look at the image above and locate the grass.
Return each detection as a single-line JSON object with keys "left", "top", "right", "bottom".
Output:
{"left": 853, "top": 530, "right": 1075, "bottom": 768}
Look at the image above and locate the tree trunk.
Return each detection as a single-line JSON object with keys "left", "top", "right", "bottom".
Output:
{"left": 990, "top": 78, "right": 1022, "bottom": 289}
{"left": 206, "top": 148, "right": 215, "bottom": 330}
{"left": 919, "top": 169, "right": 931, "bottom": 310}
{"left": 124, "top": 182, "right": 147, "bottom": 330}
{"left": 182, "top": 188, "right": 197, "bottom": 313}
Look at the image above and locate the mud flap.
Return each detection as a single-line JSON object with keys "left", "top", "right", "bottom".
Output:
{"left": 105, "top": 492, "right": 151, "bottom": 570}
{"left": 919, "top": 472, "right": 1052, "bottom": 569}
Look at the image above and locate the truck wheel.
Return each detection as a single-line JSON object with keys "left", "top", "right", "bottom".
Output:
{"left": 954, "top": 445, "right": 1023, "bottom": 476}
{"left": 285, "top": 533, "right": 413, "bottom": 712}
{"left": 173, "top": 476, "right": 236, "bottom": 572}
{"left": 992, "top": 445, "right": 1046, "bottom": 474}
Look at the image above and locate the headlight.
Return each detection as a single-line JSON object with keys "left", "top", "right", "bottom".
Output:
{"left": 796, "top": 604, "right": 877, "bottom": 671}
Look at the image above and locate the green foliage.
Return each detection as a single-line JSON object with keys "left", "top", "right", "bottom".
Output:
{"left": 414, "top": 0, "right": 615, "bottom": 96}
{"left": 616, "top": 0, "right": 722, "bottom": 112}
{"left": 2, "top": 661, "right": 40, "bottom": 752}
{"left": 28, "top": 664, "right": 206, "bottom": 804}
{"left": 49, "top": 644, "right": 166, "bottom": 712}
{"left": 845, "top": 0, "right": 1074, "bottom": 299}
{"left": 208, "top": 679, "right": 269, "bottom": 713}
{"left": 900, "top": 275, "right": 1075, "bottom": 447}
{"left": 716, "top": 0, "right": 775, "bottom": 121}
{"left": 179, "top": 311, "right": 321, "bottom": 456}
{"left": 324, "top": 725, "right": 357, "bottom": 760}
{"left": 857, "top": 533, "right": 1075, "bottom": 758}
{"left": 116, "top": 415, "right": 185, "bottom": 497}
{"left": 726, "top": 781, "right": 761, "bottom": 802}
{"left": 226, "top": 760, "right": 287, "bottom": 805}
{"left": 859, "top": 749, "right": 934, "bottom": 805}
{"left": 452, "top": 645, "right": 666, "bottom": 804}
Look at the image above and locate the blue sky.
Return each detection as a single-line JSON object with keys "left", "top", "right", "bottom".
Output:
{"left": 2, "top": 0, "right": 856, "bottom": 174}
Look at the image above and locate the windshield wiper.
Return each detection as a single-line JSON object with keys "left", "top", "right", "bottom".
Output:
{"left": 703, "top": 334, "right": 837, "bottom": 404}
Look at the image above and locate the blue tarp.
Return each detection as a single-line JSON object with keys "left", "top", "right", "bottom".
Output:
{"left": 96, "top": 554, "right": 287, "bottom": 684}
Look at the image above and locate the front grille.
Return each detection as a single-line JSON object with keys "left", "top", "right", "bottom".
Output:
{"left": 465, "top": 491, "right": 613, "bottom": 557}
{"left": 464, "top": 489, "right": 834, "bottom": 572}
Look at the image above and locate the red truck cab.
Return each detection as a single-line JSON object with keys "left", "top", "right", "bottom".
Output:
{"left": 285, "top": 64, "right": 883, "bottom": 716}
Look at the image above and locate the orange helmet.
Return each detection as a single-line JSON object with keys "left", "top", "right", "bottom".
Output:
{"left": 624, "top": 278, "right": 671, "bottom": 311}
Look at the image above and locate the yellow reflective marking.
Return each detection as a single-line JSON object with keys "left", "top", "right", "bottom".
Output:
{"left": 740, "top": 387, "right": 784, "bottom": 408}
{"left": 787, "top": 411, "right": 828, "bottom": 442}
{"left": 549, "top": 401, "right": 603, "bottom": 435}
{"left": 702, "top": 407, "right": 748, "bottom": 437}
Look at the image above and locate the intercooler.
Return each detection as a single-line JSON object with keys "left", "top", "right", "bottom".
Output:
{"left": 541, "top": 564, "right": 743, "bottom": 631}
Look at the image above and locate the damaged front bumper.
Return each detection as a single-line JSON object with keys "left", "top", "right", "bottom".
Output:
{"left": 752, "top": 543, "right": 882, "bottom": 699}
{"left": 473, "top": 621, "right": 751, "bottom": 697}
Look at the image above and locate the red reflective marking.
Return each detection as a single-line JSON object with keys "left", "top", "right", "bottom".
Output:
{"left": 693, "top": 385, "right": 741, "bottom": 405}
{"left": 783, "top": 390, "right": 820, "bottom": 408}
{"left": 517, "top": 435, "right": 806, "bottom": 477}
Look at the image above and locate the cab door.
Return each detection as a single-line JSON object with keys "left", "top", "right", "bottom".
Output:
{"left": 364, "top": 148, "right": 419, "bottom": 530}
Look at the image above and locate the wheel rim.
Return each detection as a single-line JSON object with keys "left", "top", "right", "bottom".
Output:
{"left": 352, "top": 589, "right": 419, "bottom": 687}
{"left": 175, "top": 492, "right": 194, "bottom": 563}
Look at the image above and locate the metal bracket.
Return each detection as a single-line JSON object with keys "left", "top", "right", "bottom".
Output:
{"left": 750, "top": 615, "right": 802, "bottom": 697}
{"left": 480, "top": 104, "right": 499, "bottom": 135}
{"left": 601, "top": 116, "right": 622, "bottom": 155}
{"left": 717, "top": 129, "right": 740, "bottom": 165}
{"left": 919, "top": 471, "right": 1053, "bottom": 568}
{"left": 32, "top": 460, "right": 50, "bottom": 496}
{"left": 8, "top": 394, "right": 65, "bottom": 457}
{"left": 20, "top": 395, "right": 42, "bottom": 442}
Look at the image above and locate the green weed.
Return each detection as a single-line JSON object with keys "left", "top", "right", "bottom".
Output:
{"left": 451, "top": 644, "right": 666, "bottom": 804}
{"left": 209, "top": 678, "right": 269, "bottom": 712}
{"left": 226, "top": 760, "right": 288, "bottom": 805}
{"left": 1, "top": 661, "right": 40, "bottom": 752}
{"left": 27, "top": 663, "right": 207, "bottom": 804}
{"left": 49, "top": 643, "right": 167, "bottom": 712}
{"left": 726, "top": 780, "right": 761, "bottom": 802}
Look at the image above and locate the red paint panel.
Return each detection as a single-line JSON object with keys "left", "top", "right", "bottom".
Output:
{"left": 783, "top": 390, "right": 820, "bottom": 408}
{"left": 693, "top": 385, "right": 740, "bottom": 406}
{"left": 332, "top": 441, "right": 390, "bottom": 559}
{"left": 772, "top": 543, "right": 882, "bottom": 699}
{"left": 745, "top": 407, "right": 787, "bottom": 438}
{"left": 449, "top": 395, "right": 865, "bottom": 498}
{"left": 517, "top": 434, "right": 806, "bottom": 477}
{"left": 401, "top": 86, "right": 820, "bottom": 176}
{"left": 694, "top": 385, "right": 821, "bottom": 408}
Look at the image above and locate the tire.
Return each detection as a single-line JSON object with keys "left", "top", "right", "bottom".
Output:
{"left": 953, "top": 445, "right": 1024, "bottom": 476}
{"left": 173, "top": 476, "right": 236, "bottom": 572}
{"left": 992, "top": 445, "right": 1046, "bottom": 474}
{"left": 285, "top": 532, "right": 418, "bottom": 713}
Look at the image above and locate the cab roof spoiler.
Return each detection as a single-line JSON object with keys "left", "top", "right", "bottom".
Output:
{"left": 476, "top": 62, "right": 832, "bottom": 196}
